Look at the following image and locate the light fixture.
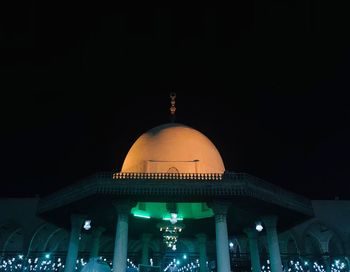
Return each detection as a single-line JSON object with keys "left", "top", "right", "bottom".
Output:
{"left": 157, "top": 221, "right": 185, "bottom": 249}
{"left": 83, "top": 220, "right": 92, "bottom": 230}
{"left": 255, "top": 221, "right": 263, "bottom": 232}
{"left": 170, "top": 213, "right": 178, "bottom": 224}
{"left": 45, "top": 253, "right": 50, "bottom": 259}
{"left": 229, "top": 242, "right": 234, "bottom": 248}
{"left": 133, "top": 214, "right": 151, "bottom": 219}
{"left": 172, "top": 245, "right": 177, "bottom": 251}
{"left": 163, "top": 215, "right": 183, "bottom": 221}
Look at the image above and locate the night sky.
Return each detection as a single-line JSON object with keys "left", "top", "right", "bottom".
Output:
{"left": 1, "top": 5, "right": 349, "bottom": 199}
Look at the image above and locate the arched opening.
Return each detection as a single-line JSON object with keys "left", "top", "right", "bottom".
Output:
{"left": 167, "top": 167, "right": 179, "bottom": 173}
{"left": 3, "top": 228, "right": 23, "bottom": 252}
{"left": 229, "top": 239, "right": 241, "bottom": 257}
{"left": 287, "top": 238, "right": 298, "bottom": 256}
{"left": 329, "top": 235, "right": 343, "bottom": 256}
{"left": 304, "top": 234, "right": 322, "bottom": 257}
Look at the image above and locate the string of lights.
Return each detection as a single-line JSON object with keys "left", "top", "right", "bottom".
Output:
{"left": 0, "top": 253, "right": 347, "bottom": 272}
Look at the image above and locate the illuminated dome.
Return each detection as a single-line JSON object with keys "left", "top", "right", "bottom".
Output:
{"left": 121, "top": 123, "right": 225, "bottom": 173}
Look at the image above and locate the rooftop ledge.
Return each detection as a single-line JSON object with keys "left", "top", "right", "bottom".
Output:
{"left": 37, "top": 171, "right": 313, "bottom": 217}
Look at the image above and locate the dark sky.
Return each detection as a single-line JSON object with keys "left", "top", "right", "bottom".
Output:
{"left": 1, "top": 5, "right": 349, "bottom": 199}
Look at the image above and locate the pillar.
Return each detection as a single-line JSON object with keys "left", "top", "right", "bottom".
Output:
{"left": 141, "top": 233, "right": 152, "bottom": 265}
{"left": 112, "top": 201, "right": 134, "bottom": 272}
{"left": 244, "top": 228, "right": 261, "bottom": 272}
{"left": 65, "top": 214, "right": 86, "bottom": 272}
{"left": 89, "top": 226, "right": 105, "bottom": 258}
{"left": 196, "top": 233, "right": 208, "bottom": 272}
{"left": 262, "top": 216, "right": 282, "bottom": 272}
{"left": 211, "top": 202, "right": 231, "bottom": 272}
{"left": 322, "top": 255, "right": 331, "bottom": 272}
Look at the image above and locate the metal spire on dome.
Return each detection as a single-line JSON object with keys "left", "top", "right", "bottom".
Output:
{"left": 169, "top": 92, "right": 176, "bottom": 122}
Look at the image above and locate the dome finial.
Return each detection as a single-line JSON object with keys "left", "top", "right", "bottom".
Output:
{"left": 169, "top": 92, "right": 176, "bottom": 122}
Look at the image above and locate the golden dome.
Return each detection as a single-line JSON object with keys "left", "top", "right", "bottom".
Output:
{"left": 121, "top": 123, "right": 225, "bottom": 173}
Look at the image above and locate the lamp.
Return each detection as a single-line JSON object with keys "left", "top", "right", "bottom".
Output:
{"left": 83, "top": 220, "right": 92, "bottom": 230}
{"left": 170, "top": 213, "right": 178, "bottom": 224}
{"left": 157, "top": 221, "right": 185, "bottom": 249}
{"left": 255, "top": 221, "right": 263, "bottom": 232}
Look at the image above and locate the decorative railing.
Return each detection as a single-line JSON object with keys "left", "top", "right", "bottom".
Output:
{"left": 112, "top": 172, "right": 223, "bottom": 180}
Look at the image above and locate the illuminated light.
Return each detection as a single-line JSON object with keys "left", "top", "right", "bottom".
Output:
{"left": 45, "top": 254, "right": 50, "bottom": 259}
{"left": 83, "top": 220, "right": 91, "bottom": 230}
{"left": 18, "top": 255, "right": 24, "bottom": 260}
{"left": 255, "top": 221, "right": 263, "bottom": 232}
{"left": 229, "top": 242, "right": 234, "bottom": 248}
{"left": 183, "top": 255, "right": 187, "bottom": 260}
{"left": 172, "top": 245, "right": 177, "bottom": 251}
{"left": 163, "top": 217, "right": 184, "bottom": 222}
{"left": 176, "top": 260, "right": 180, "bottom": 265}
{"left": 133, "top": 214, "right": 151, "bottom": 219}
{"left": 170, "top": 213, "right": 178, "bottom": 224}
{"left": 131, "top": 207, "right": 151, "bottom": 219}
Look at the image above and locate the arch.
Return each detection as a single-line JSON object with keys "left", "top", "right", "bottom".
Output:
{"left": 0, "top": 221, "right": 24, "bottom": 253}
{"left": 28, "top": 223, "right": 60, "bottom": 252}
{"left": 54, "top": 234, "right": 69, "bottom": 252}
{"left": 167, "top": 167, "right": 179, "bottom": 173}
{"left": 328, "top": 234, "right": 344, "bottom": 256}
{"left": 3, "top": 227, "right": 23, "bottom": 252}
{"left": 287, "top": 238, "right": 299, "bottom": 255}
{"left": 43, "top": 228, "right": 64, "bottom": 251}
{"left": 301, "top": 220, "right": 344, "bottom": 256}
{"left": 278, "top": 231, "right": 300, "bottom": 257}
{"left": 229, "top": 238, "right": 241, "bottom": 255}
{"left": 48, "top": 230, "right": 68, "bottom": 252}
{"left": 304, "top": 234, "right": 322, "bottom": 257}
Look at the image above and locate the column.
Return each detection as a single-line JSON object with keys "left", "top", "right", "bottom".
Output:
{"left": 262, "top": 216, "right": 282, "bottom": 272}
{"left": 89, "top": 226, "right": 105, "bottom": 258}
{"left": 141, "top": 233, "right": 152, "bottom": 265}
{"left": 211, "top": 202, "right": 231, "bottom": 272}
{"left": 196, "top": 233, "right": 208, "bottom": 272}
{"left": 244, "top": 228, "right": 261, "bottom": 272}
{"left": 322, "top": 256, "right": 331, "bottom": 272}
{"left": 65, "top": 214, "right": 86, "bottom": 272}
{"left": 112, "top": 201, "right": 134, "bottom": 272}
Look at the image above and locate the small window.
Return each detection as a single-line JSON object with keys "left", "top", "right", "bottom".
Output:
{"left": 167, "top": 167, "right": 179, "bottom": 173}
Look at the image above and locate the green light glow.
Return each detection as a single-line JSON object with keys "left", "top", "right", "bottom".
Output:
{"left": 131, "top": 202, "right": 214, "bottom": 220}
{"left": 163, "top": 217, "right": 183, "bottom": 221}
{"left": 133, "top": 214, "right": 150, "bottom": 219}
{"left": 131, "top": 208, "right": 151, "bottom": 219}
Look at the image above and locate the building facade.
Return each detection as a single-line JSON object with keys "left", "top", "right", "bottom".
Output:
{"left": 0, "top": 123, "right": 348, "bottom": 272}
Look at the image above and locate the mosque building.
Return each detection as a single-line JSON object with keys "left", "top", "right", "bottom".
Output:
{"left": 0, "top": 96, "right": 349, "bottom": 272}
